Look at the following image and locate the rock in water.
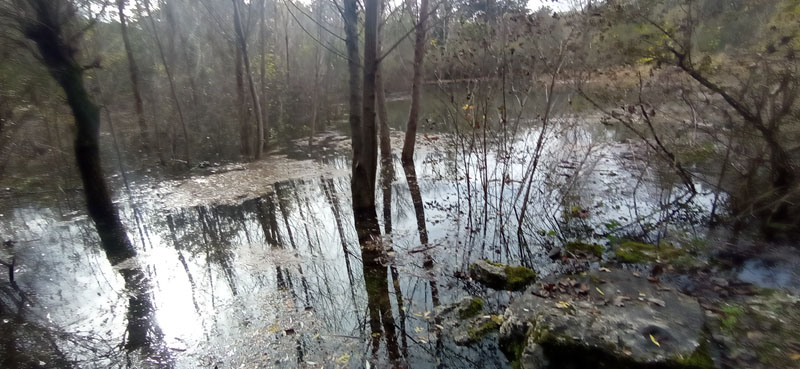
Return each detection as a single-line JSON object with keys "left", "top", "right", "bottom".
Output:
{"left": 469, "top": 259, "right": 537, "bottom": 291}
{"left": 499, "top": 268, "right": 711, "bottom": 369}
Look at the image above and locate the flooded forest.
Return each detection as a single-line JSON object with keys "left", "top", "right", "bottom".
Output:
{"left": 1, "top": 0, "right": 799, "bottom": 368}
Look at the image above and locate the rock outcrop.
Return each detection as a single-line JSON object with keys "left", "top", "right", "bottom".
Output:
{"left": 498, "top": 268, "right": 711, "bottom": 369}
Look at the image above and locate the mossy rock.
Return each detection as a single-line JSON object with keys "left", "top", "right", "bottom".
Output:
{"left": 470, "top": 259, "right": 537, "bottom": 291}
{"left": 565, "top": 241, "right": 604, "bottom": 257}
{"left": 458, "top": 298, "right": 484, "bottom": 319}
{"left": 467, "top": 315, "right": 504, "bottom": 341}
{"left": 614, "top": 241, "right": 685, "bottom": 264}
{"left": 708, "top": 292, "right": 800, "bottom": 369}
{"left": 499, "top": 268, "right": 711, "bottom": 369}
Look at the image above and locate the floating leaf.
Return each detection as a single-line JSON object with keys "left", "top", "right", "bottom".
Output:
{"left": 596, "top": 287, "right": 605, "bottom": 296}
{"left": 555, "top": 301, "right": 571, "bottom": 309}
{"left": 790, "top": 353, "right": 800, "bottom": 360}
{"left": 649, "top": 334, "right": 661, "bottom": 347}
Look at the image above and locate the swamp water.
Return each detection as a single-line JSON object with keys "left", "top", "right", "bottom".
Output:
{"left": 0, "top": 117, "right": 720, "bottom": 368}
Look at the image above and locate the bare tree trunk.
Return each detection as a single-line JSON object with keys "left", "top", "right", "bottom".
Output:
{"left": 259, "top": 0, "right": 270, "bottom": 149}
{"left": 116, "top": 0, "right": 149, "bottom": 153}
{"left": 351, "top": 0, "right": 380, "bottom": 240}
{"left": 143, "top": 0, "right": 191, "bottom": 166}
{"left": 22, "top": 0, "right": 135, "bottom": 264}
{"left": 376, "top": 0, "right": 392, "bottom": 171}
{"left": 233, "top": 0, "right": 266, "bottom": 159}
{"left": 309, "top": 0, "right": 323, "bottom": 148}
{"left": 401, "top": 0, "right": 430, "bottom": 165}
{"left": 234, "top": 46, "right": 252, "bottom": 159}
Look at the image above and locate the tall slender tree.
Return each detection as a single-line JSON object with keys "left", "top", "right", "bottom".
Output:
{"left": 232, "top": 0, "right": 267, "bottom": 158}
{"left": 116, "top": 0, "right": 150, "bottom": 152}
{"left": 401, "top": 0, "right": 431, "bottom": 165}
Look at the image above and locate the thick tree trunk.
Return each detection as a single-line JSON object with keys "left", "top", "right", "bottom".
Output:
{"left": 233, "top": 0, "right": 266, "bottom": 159}
{"left": 401, "top": 0, "right": 430, "bottom": 166}
{"left": 23, "top": 1, "right": 135, "bottom": 264}
{"left": 351, "top": 0, "right": 380, "bottom": 240}
{"left": 116, "top": 0, "right": 149, "bottom": 152}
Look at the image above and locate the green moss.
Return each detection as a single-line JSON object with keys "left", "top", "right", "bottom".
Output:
{"left": 675, "top": 331, "right": 714, "bottom": 369}
{"left": 565, "top": 241, "right": 604, "bottom": 257}
{"left": 467, "top": 315, "right": 504, "bottom": 341}
{"left": 504, "top": 265, "right": 537, "bottom": 290}
{"left": 459, "top": 298, "right": 484, "bottom": 319}
{"left": 614, "top": 240, "right": 684, "bottom": 264}
{"left": 720, "top": 304, "right": 744, "bottom": 331}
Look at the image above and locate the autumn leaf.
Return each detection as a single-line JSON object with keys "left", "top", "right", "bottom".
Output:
{"left": 650, "top": 334, "right": 661, "bottom": 347}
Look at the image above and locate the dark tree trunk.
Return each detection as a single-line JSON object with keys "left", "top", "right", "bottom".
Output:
{"left": 376, "top": 0, "right": 392, "bottom": 171}
{"left": 259, "top": 0, "right": 271, "bottom": 149}
{"left": 22, "top": 0, "right": 135, "bottom": 264}
{"left": 352, "top": 0, "right": 380, "bottom": 240}
{"left": 401, "top": 0, "right": 430, "bottom": 165}
{"left": 116, "top": 0, "right": 149, "bottom": 152}
{"left": 235, "top": 46, "right": 252, "bottom": 158}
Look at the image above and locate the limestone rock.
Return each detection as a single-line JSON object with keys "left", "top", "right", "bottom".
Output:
{"left": 499, "top": 268, "right": 710, "bottom": 369}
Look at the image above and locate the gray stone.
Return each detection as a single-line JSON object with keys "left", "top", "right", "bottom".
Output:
{"left": 499, "top": 268, "right": 710, "bottom": 368}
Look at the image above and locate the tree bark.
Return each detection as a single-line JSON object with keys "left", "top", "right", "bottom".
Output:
{"left": 116, "top": 0, "right": 149, "bottom": 153}
{"left": 401, "top": 0, "right": 430, "bottom": 166}
{"left": 259, "top": 0, "right": 271, "bottom": 149}
{"left": 235, "top": 46, "right": 251, "bottom": 158}
{"left": 22, "top": 0, "right": 135, "bottom": 264}
{"left": 232, "top": 0, "right": 266, "bottom": 159}
{"left": 376, "top": 0, "right": 392, "bottom": 171}
{"left": 351, "top": 0, "right": 380, "bottom": 241}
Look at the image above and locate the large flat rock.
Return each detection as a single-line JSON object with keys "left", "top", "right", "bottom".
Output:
{"left": 499, "top": 268, "right": 710, "bottom": 369}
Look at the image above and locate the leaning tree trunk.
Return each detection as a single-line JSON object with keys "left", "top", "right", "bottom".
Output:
{"left": 232, "top": 0, "right": 266, "bottom": 159}
{"left": 23, "top": 1, "right": 135, "bottom": 264}
{"left": 401, "top": 0, "right": 430, "bottom": 166}
{"left": 116, "top": 0, "right": 150, "bottom": 153}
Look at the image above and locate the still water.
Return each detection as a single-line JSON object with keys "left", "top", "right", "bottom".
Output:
{"left": 0, "top": 117, "right": 716, "bottom": 368}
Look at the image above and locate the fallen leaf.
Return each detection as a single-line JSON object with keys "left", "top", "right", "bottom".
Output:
{"left": 790, "top": 353, "right": 800, "bottom": 360}
{"left": 268, "top": 325, "right": 281, "bottom": 334}
{"left": 647, "top": 298, "right": 666, "bottom": 307}
{"left": 596, "top": 287, "right": 605, "bottom": 296}
{"left": 650, "top": 334, "right": 661, "bottom": 347}
{"left": 336, "top": 353, "right": 351, "bottom": 364}
{"left": 599, "top": 267, "right": 611, "bottom": 272}
{"left": 555, "top": 301, "right": 571, "bottom": 309}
